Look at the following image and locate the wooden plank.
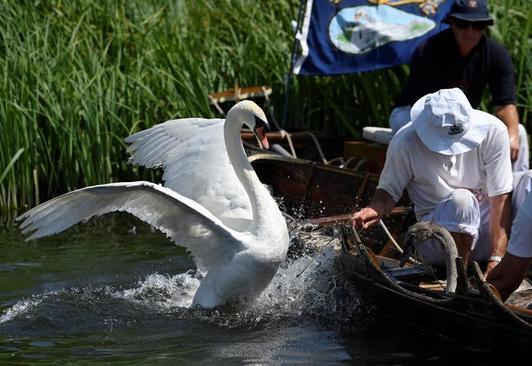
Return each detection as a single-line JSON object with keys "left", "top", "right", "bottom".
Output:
{"left": 302, "top": 206, "right": 411, "bottom": 226}
{"left": 419, "top": 281, "right": 446, "bottom": 291}
{"left": 342, "top": 141, "right": 387, "bottom": 172}
{"left": 343, "top": 141, "right": 387, "bottom": 159}
{"left": 506, "top": 304, "right": 532, "bottom": 316}
{"left": 209, "top": 85, "right": 272, "bottom": 103}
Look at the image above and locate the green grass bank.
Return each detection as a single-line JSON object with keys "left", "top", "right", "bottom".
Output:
{"left": 0, "top": 0, "right": 530, "bottom": 213}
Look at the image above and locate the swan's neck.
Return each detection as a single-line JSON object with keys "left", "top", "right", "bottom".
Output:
{"left": 224, "top": 115, "right": 272, "bottom": 234}
{"left": 435, "top": 230, "right": 458, "bottom": 293}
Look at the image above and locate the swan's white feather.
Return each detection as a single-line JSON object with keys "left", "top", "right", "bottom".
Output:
{"left": 126, "top": 118, "right": 251, "bottom": 231}
{"left": 17, "top": 101, "right": 289, "bottom": 308}
{"left": 17, "top": 181, "right": 238, "bottom": 272}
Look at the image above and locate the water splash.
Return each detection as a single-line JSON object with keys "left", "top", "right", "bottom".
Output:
{"left": 115, "top": 270, "right": 201, "bottom": 309}
{"left": 242, "top": 228, "right": 361, "bottom": 327}
{"left": 0, "top": 296, "right": 45, "bottom": 324}
{"left": 0, "top": 226, "right": 362, "bottom": 331}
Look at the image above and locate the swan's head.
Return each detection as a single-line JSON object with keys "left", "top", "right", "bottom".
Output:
{"left": 228, "top": 100, "right": 270, "bottom": 149}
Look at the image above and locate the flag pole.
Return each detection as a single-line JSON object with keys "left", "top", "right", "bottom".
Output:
{"left": 281, "top": 0, "right": 308, "bottom": 129}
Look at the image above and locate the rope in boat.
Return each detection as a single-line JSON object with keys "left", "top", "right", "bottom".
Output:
{"left": 378, "top": 220, "right": 421, "bottom": 265}
{"left": 380, "top": 220, "right": 445, "bottom": 289}
{"left": 281, "top": 211, "right": 298, "bottom": 226}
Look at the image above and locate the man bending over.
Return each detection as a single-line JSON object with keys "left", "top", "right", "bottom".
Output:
{"left": 353, "top": 88, "right": 513, "bottom": 275}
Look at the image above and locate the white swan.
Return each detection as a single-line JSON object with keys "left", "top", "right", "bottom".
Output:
{"left": 17, "top": 100, "right": 289, "bottom": 308}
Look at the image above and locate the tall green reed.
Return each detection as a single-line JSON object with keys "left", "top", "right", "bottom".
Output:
{"left": 0, "top": 0, "right": 294, "bottom": 213}
{"left": 0, "top": 0, "right": 529, "bottom": 213}
{"left": 489, "top": 0, "right": 531, "bottom": 123}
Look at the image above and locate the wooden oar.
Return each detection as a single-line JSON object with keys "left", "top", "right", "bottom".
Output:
{"left": 301, "top": 206, "right": 410, "bottom": 227}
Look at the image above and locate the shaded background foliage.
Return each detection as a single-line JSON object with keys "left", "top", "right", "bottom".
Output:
{"left": 0, "top": 0, "right": 530, "bottom": 213}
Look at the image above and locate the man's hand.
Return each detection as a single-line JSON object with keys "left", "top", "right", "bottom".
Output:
{"left": 351, "top": 189, "right": 396, "bottom": 230}
{"left": 484, "top": 259, "right": 499, "bottom": 277}
{"left": 509, "top": 134, "right": 520, "bottom": 162}
{"left": 351, "top": 207, "right": 381, "bottom": 230}
{"left": 487, "top": 253, "right": 531, "bottom": 301}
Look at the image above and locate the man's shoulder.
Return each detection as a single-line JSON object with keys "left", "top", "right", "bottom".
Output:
{"left": 475, "top": 110, "right": 506, "bottom": 130}
{"left": 484, "top": 37, "right": 513, "bottom": 68}
{"left": 389, "top": 123, "right": 419, "bottom": 149}
{"left": 485, "top": 37, "right": 510, "bottom": 54}
{"left": 474, "top": 110, "right": 508, "bottom": 143}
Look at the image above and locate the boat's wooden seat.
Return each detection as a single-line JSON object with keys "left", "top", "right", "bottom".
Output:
{"left": 342, "top": 141, "right": 387, "bottom": 173}
{"left": 362, "top": 126, "right": 393, "bottom": 145}
{"left": 378, "top": 255, "right": 436, "bottom": 282}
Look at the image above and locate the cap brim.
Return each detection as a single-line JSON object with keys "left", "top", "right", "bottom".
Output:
{"left": 445, "top": 14, "right": 494, "bottom": 25}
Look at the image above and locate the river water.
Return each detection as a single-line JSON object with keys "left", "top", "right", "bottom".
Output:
{"left": 0, "top": 214, "right": 515, "bottom": 364}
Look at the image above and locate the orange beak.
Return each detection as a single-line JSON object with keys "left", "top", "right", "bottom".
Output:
{"left": 254, "top": 126, "right": 270, "bottom": 150}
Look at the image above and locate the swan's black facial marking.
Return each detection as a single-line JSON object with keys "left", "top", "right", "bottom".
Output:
{"left": 254, "top": 115, "right": 269, "bottom": 131}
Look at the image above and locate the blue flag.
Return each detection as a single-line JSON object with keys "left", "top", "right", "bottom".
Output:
{"left": 293, "top": 0, "right": 453, "bottom": 75}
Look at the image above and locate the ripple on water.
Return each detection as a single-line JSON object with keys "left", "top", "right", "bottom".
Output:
{"left": 0, "top": 227, "right": 362, "bottom": 334}
{"left": 0, "top": 226, "right": 377, "bottom": 365}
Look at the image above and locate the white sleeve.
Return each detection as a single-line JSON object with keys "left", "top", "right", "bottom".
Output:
{"left": 377, "top": 136, "right": 412, "bottom": 203}
{"left": 507, "top": 191, "right": 532, "bottom": 258}
{"left": 482, "top": 123, "right": 513, "bottom": 197}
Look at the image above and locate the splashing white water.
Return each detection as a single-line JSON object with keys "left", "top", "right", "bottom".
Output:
{"left": 249, "top": 230, "right": 361, "bottom": 322}
{"left": 0, "top": 296, "right": 45, "bottom": 324}
{"left": 115, "top": 270, "right": 201, "bottom": 309}
{"left": 0, "top": 228, "right": 361, "bottom": 328}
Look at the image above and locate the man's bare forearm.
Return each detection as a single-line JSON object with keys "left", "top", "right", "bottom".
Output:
{"left": 494, "top": 104, "right": 519, "bottom": 137}
{"left": 494, "top": 104, "right": 520, "bottom": 161}
{"left": 367, "top": 189, "right": 396, "bottom": 218}
{"left": 488, "top": 193, "right": 512, "bottom": 257}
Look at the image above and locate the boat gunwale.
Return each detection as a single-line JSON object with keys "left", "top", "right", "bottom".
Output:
{"left": 336, "top": 222, "right": 532, "bottom": 331}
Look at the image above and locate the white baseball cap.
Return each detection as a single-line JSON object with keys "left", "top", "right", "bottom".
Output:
{"left": 411, "top": 88, "right": 490, "bottom": 155}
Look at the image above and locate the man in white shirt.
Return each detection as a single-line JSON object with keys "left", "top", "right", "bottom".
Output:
{"left": 487, "top": 191, "right": 532, "bottom": 301}
{"left": 352, "top": 88, "right": 513, "bottom": 275}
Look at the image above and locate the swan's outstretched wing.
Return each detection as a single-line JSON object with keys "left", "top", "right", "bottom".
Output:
{"left": 125, "top": 119, "right": 252, "bottom": 231}
{"left": 17, "top": 181, "right": 240, "bottom": 272}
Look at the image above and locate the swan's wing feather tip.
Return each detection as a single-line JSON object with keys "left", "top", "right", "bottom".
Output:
{"left": 16, "top": 182, "right": 240, "bottom": 272}
{"left": 18, "top": 220, "right": 32, "bottom": 230}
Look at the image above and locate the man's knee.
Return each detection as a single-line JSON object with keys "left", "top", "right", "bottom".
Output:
{"left": 428, "top": 189, "right": 480, "bottom": 236}
{"left": 444, "top": 189, "right": 479, "bottom": 221}
{"left": 420, "top": 189, "right": 480, "bottom": 265}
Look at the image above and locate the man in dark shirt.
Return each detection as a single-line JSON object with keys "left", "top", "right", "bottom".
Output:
{"left": 389, "top": 0, "right": 528, "bottom": 172}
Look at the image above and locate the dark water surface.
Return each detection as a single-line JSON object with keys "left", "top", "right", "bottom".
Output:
{"left": 0, "top": 216, "right": 521, "bottom": 364}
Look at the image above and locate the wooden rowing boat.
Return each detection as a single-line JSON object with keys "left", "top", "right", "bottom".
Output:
{"left": 249, "top": 152, "right": 532, "bottom": 352}
{"left": 337, "top": 223, "right": 532, "bottom": 352}
{"left": 244, "top": 132, "right": 388, "bottom": 174}
{"left": 249, "top": 152, "right": 410, "bottom": 221}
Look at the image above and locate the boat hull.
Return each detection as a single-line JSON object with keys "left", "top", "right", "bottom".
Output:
{"left": 249, "top": 153, "right": 532, "bottom": 351}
